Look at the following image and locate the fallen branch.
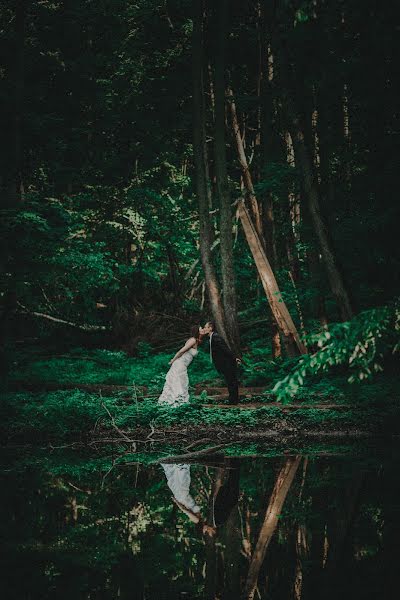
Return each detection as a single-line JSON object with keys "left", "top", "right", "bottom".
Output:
{"left": 100, "top": 397, "right": 132, "bottom": 443}
{"left": 184, "top": 437, "right": 214, "bottom": 450}
{"left": 155, "top": 442, "right": 236, "bottom": 464}
{"left": 17, "top": 302, "right": 108, "bottom": 331}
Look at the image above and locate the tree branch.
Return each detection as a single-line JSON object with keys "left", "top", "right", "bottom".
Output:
{"left": 16, "top": 302, "right": 108, "bottom": 331}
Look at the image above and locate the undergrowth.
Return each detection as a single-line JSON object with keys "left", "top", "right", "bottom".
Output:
{"left": 1, "top": 385, "right": 398, "bottom": 443}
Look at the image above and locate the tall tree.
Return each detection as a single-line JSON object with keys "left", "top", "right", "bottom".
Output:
{"left": 214, "top": 0, "right": 240, "bottom": 354}
{"left": 283, "top": 91, "right": 354, "bottom": 322}
{"left": 259, "top": 0, "right": 281, "bottom": 357}
{"left": 192, "top": 0, "right": 228, "bottom": 341}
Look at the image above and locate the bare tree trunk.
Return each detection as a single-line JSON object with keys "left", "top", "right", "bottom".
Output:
{"left": 222, "top": 508, "right": 241, "bottom": 600}
{"left": 238, "top": 199, "right": 307, "bottom": 356}
{"left": 285, "top": 131, "right": 302, "bottom": 281}
{"left": 192, "top": 0, "right": 228, "bottom": 341}
{"left": 274, "top": 48, "right": 353, "bottom": 321}
{"left": 269, "top": 23, "right": 353, "bottom": 321}
{"left": 229, "top": 80, "right": 305, "bottom": 355}
{"left": 259, "top": 1, "right": 281, "bottom": 358}
{"left": 244, "top": 456, "right": 302, "bottom": 600}
{"left": 10, "top": 0, "right": 25, "bottom": 205}
{"left": 1, "top": 0, "right": 25, "bottom": 199}
{"left": 287, "top": 106, "right": 353, "bottom": 321}
{"left": 214, "top": 0, "right": 240, "bottom": 354}
{"left": 259, "top": 3, "right": 278, "bottom": 268}
{"left": 204, "top": 532, "right": 217, "bottom": 600}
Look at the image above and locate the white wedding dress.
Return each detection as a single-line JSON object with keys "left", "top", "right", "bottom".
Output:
{"left": 161, "top": 463, "right": 200, "bottom": 513}
{"left": 157, "top": 347, "right": 198, "bottom": 407}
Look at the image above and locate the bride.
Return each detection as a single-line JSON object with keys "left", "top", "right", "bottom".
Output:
{"left": 157, "top": 325, "right": 202, "bottom": 407}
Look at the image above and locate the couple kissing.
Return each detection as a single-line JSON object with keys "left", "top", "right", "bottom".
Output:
{"left": 157, "top": 322, "right": 241, "bottom": 407}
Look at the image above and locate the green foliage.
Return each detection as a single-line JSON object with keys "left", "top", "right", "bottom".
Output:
{"left": 1, "top": 195, "right": 120, "bottom": 327}
{"left": 274, "top": 300, "right": 400, "bottom": 401}
{"left": 136, "top": 341, "right": 153, "bottom": 358}
{"left": 255, "top": 162, "right": 300, "bottom": 198}
{"left": 8, "top": 344, "right": 217, "bottom": 389}
{"left": 3, "top": 378, "right": 398, "bottom": 443}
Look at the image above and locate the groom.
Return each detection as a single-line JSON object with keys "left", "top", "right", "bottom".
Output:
{"left": 202, "top": 321, "right": 241, "bottom": 405}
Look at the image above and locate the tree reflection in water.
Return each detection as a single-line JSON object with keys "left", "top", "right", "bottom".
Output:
{"left": 0, "top": 450, "right": 397, "bottom": 599}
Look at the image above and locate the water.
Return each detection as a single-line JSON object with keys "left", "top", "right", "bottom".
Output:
{"left": 1, "top": 444, "right": 399, "bottom": 599}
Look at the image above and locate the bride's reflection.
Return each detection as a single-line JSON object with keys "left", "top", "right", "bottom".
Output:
{"left": 161, "top": 462, "right": 216, "bottom": 536}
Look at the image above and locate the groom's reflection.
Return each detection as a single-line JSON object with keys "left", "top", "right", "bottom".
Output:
{"left": 210, "top": 458, "right": 241, "bottom": 528}
{"left": 205, "top": 458, "right": 241, "bottom": 600}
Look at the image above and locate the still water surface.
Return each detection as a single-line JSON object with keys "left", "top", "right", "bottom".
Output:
{"left": 1, "top": 444, "right": 399, "bottom": 599}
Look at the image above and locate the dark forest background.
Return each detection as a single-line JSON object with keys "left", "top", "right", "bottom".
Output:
{"left": 1, "top": 0, "right": 399, "bottom": 395}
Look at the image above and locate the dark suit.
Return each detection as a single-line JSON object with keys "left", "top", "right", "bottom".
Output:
{"left": 210, "top": 332, "right": 239, "bottom": 404}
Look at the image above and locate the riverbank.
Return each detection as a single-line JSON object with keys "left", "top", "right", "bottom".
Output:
{"left": 2, "top": 387, "right": 399, "bottom": 448}
{"left": 2, "top": 346, "right": 399, "bottom": 448}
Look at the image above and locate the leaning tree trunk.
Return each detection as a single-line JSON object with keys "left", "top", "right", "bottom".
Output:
{"left": 192, "top": 0, "right": 228, "bottom": 341}
{"left": 227, "top": 87, "right": 264, "bottom": 241}
{"left": 239, "top": 199, "right": 307, "bottom": 356}
{"left": 259, "top": 1, "right": 281, "bottom": 357}
{"left": 214, "top": 0, "right": 240, "bottom": 354}
{"left": 244, "top": 456, "right": 302, "bottom": 600}
{"left": 228, "top": 87, "right": 305, "bottom": 355}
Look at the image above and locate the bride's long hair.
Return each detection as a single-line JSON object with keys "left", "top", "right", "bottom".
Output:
{"left": 190, "top": 324, "right": 202, "bottom": 345}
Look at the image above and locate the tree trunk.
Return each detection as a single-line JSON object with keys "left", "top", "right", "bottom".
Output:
{"left": 285, "top": 131, "right": 302, "bottom": 281}
{"left": 229, "top": 81, "right": 305, "bottom": 355}
{"left": 15, "top": 1, "right": 25, "bottom": 202}
{"left": 244, "top": 456, "right": 302, "bottom": 600}
{"left": 259, "top": 1, "right": 281, "bottom": 358}
{"left": 276, "top": 62, "right": 353, "bottom": 321}
{"left": 238, "top": 199, "right": 307, "bottom": 356}
{"left": 214, "top": 0, "right": 240, "bottom": 354}
{"left": 222, "top": 508, "right": 241, "bottom": 600}
{"left": 192, "top": 0, "right": 228, "bottom": 341}
{"left": 227, "top": 87, "right": 264, "bottom": 241}
{"left": 288, "top": 111, "right": 353, "bottom": 321}
{"left": 259, "top": 2, "right": 278, "bottom": 269}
